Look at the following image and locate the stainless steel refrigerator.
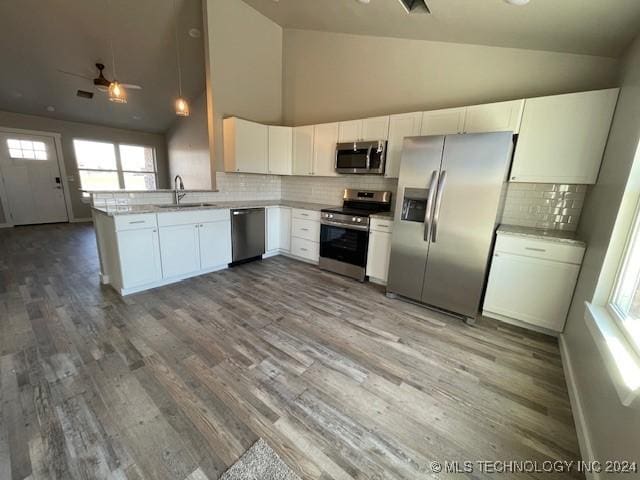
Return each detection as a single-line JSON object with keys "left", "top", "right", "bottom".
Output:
{"left": 387, "top": 132, "right": 513, "bottom": 321}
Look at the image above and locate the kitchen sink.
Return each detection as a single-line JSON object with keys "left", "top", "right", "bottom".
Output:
{"left": 157, "top": 203, "right": 217, "bottom": 209}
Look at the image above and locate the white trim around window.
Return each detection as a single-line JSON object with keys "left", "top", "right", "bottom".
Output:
{"left": 584, "top": 138, "right": 640, "bottom": 408}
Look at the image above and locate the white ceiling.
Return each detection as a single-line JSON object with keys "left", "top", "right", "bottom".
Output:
{"left": 0, "top": 0, "right": 206, "bottom": 133}
{"left": 242, "top": 0, "right": 640, "bottom": 58}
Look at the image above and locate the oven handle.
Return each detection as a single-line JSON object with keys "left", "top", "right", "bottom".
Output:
{"left": 321, "top": 220, "right": 369, "bottom": 232}
{"left": 365, "top": 145, "right": 373, "bottom": 170}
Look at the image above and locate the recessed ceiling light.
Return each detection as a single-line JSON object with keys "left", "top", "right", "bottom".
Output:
{"left": 188, "top": 28, "right": 201, "bottom": 38}
{"left": 357, "top": 0, "right": 370, "bottom": 4}
{"left": 504, "top": 0, "right": 530, "bottom": 5}
{"left": 132, "top": 115, "right": 141, "bottom": 120}
{"left": 46, "top": 105, "right": 55, "bottom": 112}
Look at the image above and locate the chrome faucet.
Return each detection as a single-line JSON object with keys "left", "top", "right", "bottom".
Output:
{"left": 174, "top": 175, "right": 186, "bottom": 205}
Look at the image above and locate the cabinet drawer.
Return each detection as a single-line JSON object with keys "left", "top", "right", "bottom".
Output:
{"left": 291, "top": 237, "right": 319, "bottom": 262}
{"left": 157, "top": 209, "right": 229, "bottom": 227}
{"left": 495, "top": 234, "right": 584, "bottom": 265}
{"left": 292, "top": 218, "right": 320, "bottom": 241}
{"left": 292, "top": 208, "right": 320, "bottom": 221}
{"left": 370, "top": 217, "right": 393, "bottom": 233}
{"left": 114, "top": 214, "right": 157, "bottom": 231}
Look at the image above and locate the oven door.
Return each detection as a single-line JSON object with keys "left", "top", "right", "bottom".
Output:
{"left": 320, "top": 222, "right": 369, "bottom": 267}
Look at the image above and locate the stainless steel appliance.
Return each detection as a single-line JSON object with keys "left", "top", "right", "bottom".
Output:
{"left": 231, "top": 208, "right": 265, "bottom": 264}
{"left": 387, "top": 132, "right": 513, "bottom": 322}
{"left": 335, "top": 141, "right": 387, "bottom": 174}
{"left": 320, "top": 190, "right": 392, "bottom": 281}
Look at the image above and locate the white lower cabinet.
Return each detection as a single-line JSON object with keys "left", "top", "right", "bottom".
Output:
{"left": 266, "top": 206, "right": 291, "bottom": 254}
{"left": 366, "top": 218, "right": 393, "bottom": 283}
{"left": 483, "top": 234, "right": 585, "bottom": 333}
{"left": 159, "top": 224, "right": 201, "bottom": 278}
{"left": 290, "top": 208, "right": 320, "bottom": 263}
{"left": 199, "top": 221, "right": 232, "bottom": 269}
{"left": 117, "top": 227, "right": 163, "bottom": 289}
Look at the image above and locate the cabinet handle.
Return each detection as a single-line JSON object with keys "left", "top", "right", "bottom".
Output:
{"left": 152, "top": 229, "right": 157, "bottom": 233}
{"left": 525, "top": 247, "right": 546, "bottom": 252}
{"left": 301, "top": 228, "right": 309, "bottom": 231}
{"left": 300, "top": 248, "right": 308, "bottom": 251}
{"left": 128, "top": 220, "right": 146, "bottom": 224}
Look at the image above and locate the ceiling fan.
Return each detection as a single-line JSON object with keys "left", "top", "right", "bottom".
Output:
{"left": 58, "top": 63, "right": 143, "bottom": 93}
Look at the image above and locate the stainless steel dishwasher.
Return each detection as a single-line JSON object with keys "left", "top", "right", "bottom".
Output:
{"left": 231, "top": 208, "right": 266, "bottom": 264}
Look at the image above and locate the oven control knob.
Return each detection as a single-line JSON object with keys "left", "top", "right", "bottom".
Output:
{"left": 328, "top": 214, "right": 334, "bottom": 218}
{"left": 352, "top": 217, "right": 357, "bottom": 222}
{"left": 356, "top": 218, "right": 362, "bottom": 223}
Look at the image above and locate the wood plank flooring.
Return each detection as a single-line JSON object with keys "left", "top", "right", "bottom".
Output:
{"left": 0, "top": 223, "right": 583, "bottom": 479}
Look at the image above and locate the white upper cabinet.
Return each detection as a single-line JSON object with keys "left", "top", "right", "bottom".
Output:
{"left": 385, "top": 112, "right": 422, "bottom": 178}
{"left": 511, "top": 89, "right": 619, "bottom": 184}
{"left": 268, "top": 126, "right": 293, "bottom": 175}
{"left": 463, "top": 100, "right": 524, "bottom": 134}
{"left": 361, "top": 116, "right": 390, "bottom": 141}
{"left": 223, "top": 117, "right": 268, "bottom": 174}
{"left": 420, "top": 107, "right": 466, "bottom": 136}
{"left": 338, "top": 116, "right": 390, "bottom": 142}
{"left": 313, "top": 122, "right": 340, "bottom": 177}
{"left": 338, "top": 120, "right": 362, "bottom": 143}
{"left": 292, "top": 125, "right": 314, "bottom": 176}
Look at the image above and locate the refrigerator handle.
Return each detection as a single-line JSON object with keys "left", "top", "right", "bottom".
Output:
{"left": 431, "top": 170, "right": 447, "bottom": 243}
{"left": 423, "top": 170, "right": 439, "bottom": 242}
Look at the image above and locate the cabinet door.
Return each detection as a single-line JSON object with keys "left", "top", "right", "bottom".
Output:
{"left": 338, "top": 120, "right": 362, "bottom": 143}
{"left": 199, "top": 220, "right": 232, "bottom": 269}
{"left": 463, "top": 100, "right": 524, "bottom": 134}
{"left": 266, "top": 206, "right": 281, "bottom": 253}
{"left": 223, "top": 117, "right": 268, "bottom": 174}
{"left": 361, "top": 116, "right": 390, "bottom": 141}
{"left": 117, "top": 228, "right": 162, "bottom": 288}
{"left": 279, "top": 207, "right": 291, "bottom": 252}
{"left": 292, "top": 126, "right": 314, "bottom": 176}
{"left": 385, "top": 112, "right": 422, "bottom": 178}
{"left": 268, "top": 126, "right": 292, "bottom": 175}
{"left": 483, "top": 252, "right": 580, "bottom": 332}
{"left": 366, "top": 231, "right": 392, "bottom": 283}
{"left": 159, "top": 224, "right": 201, "bottom": 278}
{"left": 511, "top": 89, "right": 619, "bottom": 184}
{"left": 420, "top": 108, "right": 466, "bottom": 135}
{"left": 313, "top": 122, "right": 340, "bottom": 177}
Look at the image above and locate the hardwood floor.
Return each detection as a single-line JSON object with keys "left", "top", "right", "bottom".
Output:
{"left": 0, "top": 223, "right": 583, "bottom": 479}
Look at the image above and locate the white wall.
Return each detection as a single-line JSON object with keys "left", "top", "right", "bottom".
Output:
{"left": 562, "top": 34, "right": 640, "bottom": 474}
{"left": 166, "top": 93, "right": 211, "bottom": 190}
{"left": 204, "top": 0, "right": 283, "bottom": 173}
{"left": 282, "top": 29, "right": 620, "bottom": 126}
{"left": 0, "top": 110, "right": 168, "bottom": 220}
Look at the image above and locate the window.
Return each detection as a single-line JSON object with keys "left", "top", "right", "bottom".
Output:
{"left": 610, "top": 202, "right": 640, "bottom": 355}
{"left": 6, "top": 139, "right": 48, "bottom": 160}
{"left": 73, "top": 139, "right": 157, "bottom": 193}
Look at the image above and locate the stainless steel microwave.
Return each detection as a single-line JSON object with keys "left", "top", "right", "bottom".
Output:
{"left": 335, "top": 140, "right": 387, "bottom": 174}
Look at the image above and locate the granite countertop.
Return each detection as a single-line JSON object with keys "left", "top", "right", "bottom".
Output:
{"left": 92, "top": 200, "right": 337, "bottom": 216}
{"left": 497, "top": 224, "right": 586, "bottom": 247}
{"left": 84, "top": 189, "right": 220, "bottom": 194}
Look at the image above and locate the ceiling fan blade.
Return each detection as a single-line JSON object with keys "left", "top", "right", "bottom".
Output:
{"left": 57, "top": 69, "right": 93, "bottom": 81}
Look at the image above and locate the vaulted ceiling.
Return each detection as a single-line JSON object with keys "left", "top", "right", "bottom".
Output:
{"left": 0, "top": 0, "right": 206, "bottom": 133}
{"left": 243, "top": 0, "right": 640, "bottom": 58}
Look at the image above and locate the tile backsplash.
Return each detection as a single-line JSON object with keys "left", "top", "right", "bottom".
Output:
{"left": 501, "top": 183, "right": 587, "bottom": 231}
{"left": 91, "top": 174, "right": 586, "bottom": 232}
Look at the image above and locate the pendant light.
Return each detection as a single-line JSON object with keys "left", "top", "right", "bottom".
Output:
{"left": 106, "top": 0, "right": 127, "bottom": 103}
{"left": 173, "top": 0, "right": 189, "bottom": 116}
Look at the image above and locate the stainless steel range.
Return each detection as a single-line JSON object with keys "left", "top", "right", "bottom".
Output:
{"left": 319, "top": 189, "right": 392, "bottom": 281}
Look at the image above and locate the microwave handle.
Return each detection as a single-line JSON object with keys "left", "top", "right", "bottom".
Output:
{"left": 365, "top": 145, "right": 372, "bottom": 170}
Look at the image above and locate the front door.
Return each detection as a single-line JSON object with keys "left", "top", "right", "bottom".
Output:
{"left": 0, "top": 132, "right": 68, "bottom": 225}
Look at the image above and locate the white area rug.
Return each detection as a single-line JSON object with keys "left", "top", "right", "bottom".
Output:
{"left": 220, "top": 438, "right": 301, "bottom": 480}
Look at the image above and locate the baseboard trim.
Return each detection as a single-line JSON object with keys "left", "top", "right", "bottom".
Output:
{"left": 559, "top": 333, "right": 599, "bottom": 480}
{"left": 70, "top": 217, "right": 92, "bottom": 223}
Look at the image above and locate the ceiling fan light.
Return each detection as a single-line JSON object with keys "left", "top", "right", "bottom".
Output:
{"left": 175, "top": 97, "right": 190, "bottom": 117}
{"left": 108, "top": 81, "right": 127, "bottom": 103}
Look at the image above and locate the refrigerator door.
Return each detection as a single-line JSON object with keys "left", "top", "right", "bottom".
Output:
{"left": 387, "top": 136, "right": 444, "bottom": 301}
{"left": 420, "top": 132, "right": 513, "bottom": 317}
